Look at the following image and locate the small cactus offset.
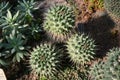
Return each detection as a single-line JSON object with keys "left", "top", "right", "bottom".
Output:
{"left": 29, "top": 43, "right": 61, "bottom": 79}
{"left": 66, "top": 33, "right": 96, "bottom": 65}
{"left": 43, "top": 5, "right": 75, "bottom": 42}
{"left": 104, "top": 0, "right": 120, "bottom": 18}
{"left": 90, "top": 47, "right": 120, "bottom": 80}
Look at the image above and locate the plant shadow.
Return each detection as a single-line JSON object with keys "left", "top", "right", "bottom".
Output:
{"left": 77, "top": 12, "right": 119, "bottom": 58}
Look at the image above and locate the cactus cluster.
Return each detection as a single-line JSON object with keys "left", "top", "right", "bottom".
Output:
{"left": 29, "top": 43, "right": 61, "bottom": 79}
{"left": 43, "top": 5, "right": 75, "bottom": 42}
{"left": 104, "top": 0, "right": 120, "bottom": 18}
{"left": 90, "top": 47, "right": 120, "bottom": 80}
{"left": 66, "top": 33, "right": 96, "bottom": 65}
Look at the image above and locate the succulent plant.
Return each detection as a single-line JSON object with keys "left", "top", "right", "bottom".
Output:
{"left": 43, "top": 5, "right": 75, "bottom": 42}
{"left": 66, "top": 33, "right": 96, "bottom": 65}
{"left": 3, "top": 29, "right": 28, "bottom": 62}
{"left": 104, "top": 47, "right": 120, "bottom": 80}
{"left": 29, "top": 43, "right": 61, "bottom": 79}
{"left": 16, "top": 0, "right": 37, "bottom": 23}
{"left": 104, "top": 0, "right": 120, "bottom": 18}
{"left": 0, "top": 10, "right": 22, "bottom": 36}
{"left": 0, "top": 1, "right": 10, "bottom": 18}
{"left": 104, "top": 0, "right": 120, "bottom": 31}
{"left": 89, "top": 61, "right": 106, "bottom": 80}
{"left": 90, "top": 47, "right": 120, "bottom": 80}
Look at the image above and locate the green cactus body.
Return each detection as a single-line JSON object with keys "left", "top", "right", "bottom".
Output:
{"left": 90, "top": 48, "right": 120, "bottom": 80}
{"left": 89, "top": 61, "right": 106, "bottom": 80}
{"left": 30, "top": 43, "right": 61, "bottom": 79}
{"left": 66, "top": 34, "right": 96, "bottom": 65}
{"left": 43, "top": 5, "right": 75, "bottom": 42}
{"left": 104, "top": 0, "right": 120, "bottom": 18}
{"left": 104, "top": 0, "right": 120, "bottom": 29}
{"left": 104, "top": 48, "right": 120, "bottom": 80}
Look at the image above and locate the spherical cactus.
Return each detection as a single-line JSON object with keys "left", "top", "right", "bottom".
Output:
{"left": 104, "top": 0, "right": 120, "bottom": 29}
{"left": 66, "top": 33, "right": 96, "bottom": 65}
{"left": 104, "top": 0, "right": 120, "bottom": 18}
{"left": 104, "top": 47, "right": 120, "bottom": 80}
{"left": 90, "top": 47, "right": 120, "bottom": 80}
{"left": 89, "top": 61, "right": 106, "bottom": 80}
{"left": 43, "top": 5, "right": 75, "bottom": 42}
{"left": 29, "top": 43, "right": 61, "bottom": 79}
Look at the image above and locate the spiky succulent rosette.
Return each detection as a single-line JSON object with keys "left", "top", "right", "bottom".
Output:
{"left": 90, "top": 47, "right": 120, "bottom": 80}
{"left": 29, "top": 43, "right": 61, "bottom": 79}
{"left": 66, "top": 33, "right": 96, "bottom": 65}
{"left": 43, "top": 5, "right": 75, "bottom": 42}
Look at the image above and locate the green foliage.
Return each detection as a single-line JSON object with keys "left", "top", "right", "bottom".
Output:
{"left": 3, "top": 29, "right": 28, "bottom": 62}
{"left": 43, "top": 5, "right": 75, "bottom": 42}
{"left": 90, "top": 47, "right": 120, "bottom": 80}
{"left": 0, "top": 1, "right": 10, "bottom": 18}
{"left": 16, "top": 0, "right": 37, "bottom": 23}
{"left": 104, "top": 0, "right": 120, "bottom": 18}
{"left": 0, "top": 10, "right": 23, "bottom": 36}
{"left": 89, "top": 61, "right": 106, "bottom": 80}
{"left": 66, "top": 33, "right": 96, "bottom": 65}
{"left": 30, "top": 43, "right": 61, "bottom": 79}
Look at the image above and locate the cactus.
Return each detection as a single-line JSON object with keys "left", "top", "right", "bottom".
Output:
{"left": 104, "top": 0, "right": 120, "bottom": 18}
{"left": 29, "top": 43, "right": 61, "bottom": 79}
{"left": 104, "top": 47, "right": 120, "bottom": 80}
{"left": 90, "top": 47, "right": 120, "bottom": 80}
{"left": 43, "top": 5, "right": 75, "bottom": 42}
{"left": 89, "top": 61, "right": 106, "bottom": 80}
{"left": 66, "top": 33, "right": 96, "bottom": 65}
{"left": 104, "top": 0, "right": 120, "bottom": 35}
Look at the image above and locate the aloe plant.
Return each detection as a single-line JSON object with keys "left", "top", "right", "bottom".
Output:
{"left": 0, "top": 1, "right": 10, "bottom": 18}
{"left": 3, "top": 29, "right": 28, "bottom": 62}
{"left": 0, "top": 10, "right": 22, "bottom": 36}
{"left": 16, "top": 0, "right": 37, "bottom": 23}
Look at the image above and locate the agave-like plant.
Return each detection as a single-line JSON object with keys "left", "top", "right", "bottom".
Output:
{"left": 3, "top": 29, "right": 28, "bottom": 62}
{"left": 30, "top": 43, "right": 61, "bottom": 79}
{"left": 0, "top": 10, "right": 22, "bottom": 36}
{"left": 16, "top": 0, "right": 37, "bottom": 23}
{"left": 43, "top": 5, "right": 75, "bottom": 42}
{"left": 0, "top": 10, "right": 28, "bottom": 37}
{"left": 0, "top": 1, "right": 10, "bottom": 18}
{"left": 66, "top": 33, "right": 96, "bottom": 65}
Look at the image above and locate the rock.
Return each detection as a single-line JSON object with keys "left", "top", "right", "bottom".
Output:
{"left": 0, "top": 69, "right": 7, "bottom": 80}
